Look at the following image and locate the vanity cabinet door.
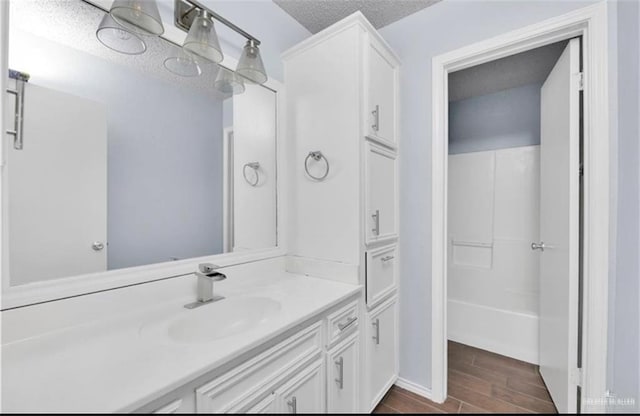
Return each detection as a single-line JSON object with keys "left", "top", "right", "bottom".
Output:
{"left": 365, "top": 142, "right": 397, "bottom": 244}
{"left": 366, "top": 40, "right": 397, "bottom": 147}
{"left": 366, "top": 296, "right": 398, "bottom": 411}
{"left": 327, "top": 333, "right": 359, "bottom": 413}
{"left": 276, "top": 359, "right": 325, "bottom": 414}
{"left": 245, "top": 393, "right": 277, "bottom": 414}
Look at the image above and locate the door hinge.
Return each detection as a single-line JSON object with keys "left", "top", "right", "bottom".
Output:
{"left": 578, "top": 72, "right": 585, "bottom": 91}
{"left": 571, "top": 367, "right": 583, "bottom": 387}
{"left": 579, "top": 163, "right": 584, "bottom": 177}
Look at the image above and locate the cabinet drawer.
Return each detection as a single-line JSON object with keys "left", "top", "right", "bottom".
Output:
{"left": 366, "top": 296, "right": 398, "bottom": 411}
{"left": 366, "top": 245, "right": 397, "bottom": 306}
{"left": 365, "top": 142, "right": 397, "bottom": 245}
{"left": 326, "top": 300, "right": 359, "bottom": 348}
{"left": 276, "top": 358, "right": 325, "bottom": 414}
{"left": 195, "top": 322, "right": 322, "bottom": 413}
{"left": 327, "top": 333, "right": 359, "bottom": 413}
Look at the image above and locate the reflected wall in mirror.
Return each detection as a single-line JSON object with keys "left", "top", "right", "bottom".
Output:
{"left": 3, "top": 0, "right": 277, "bottom": 287}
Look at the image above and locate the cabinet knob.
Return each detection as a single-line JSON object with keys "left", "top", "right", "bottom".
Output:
{"left": 92, "top": 241, "right": 105, "bottom": 251}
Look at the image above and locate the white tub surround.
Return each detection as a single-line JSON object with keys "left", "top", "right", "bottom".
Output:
{"left": 1, "top": 258, "right": 361, "bottom": 413}
{"left": 448, "top": 146, "right": 540, "bottom": 363}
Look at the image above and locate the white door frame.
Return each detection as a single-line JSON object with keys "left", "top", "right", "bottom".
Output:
{"left": 222, "top": 126, "right": 234, "bottom": 253}
{"left": 430, "top": 3, "right": 609, "bottom": 412}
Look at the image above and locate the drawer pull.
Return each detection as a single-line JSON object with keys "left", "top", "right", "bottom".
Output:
{"left": 335, "top": 356, "right": 344, "bottom": 389}
{"left": 372, "top": 209, "right": 380, "bottom": 236}
{"left": 287, "top": 396, "right": 297, "bottom": 414}
{"left": 381, "top": 255, "right": 395, "bottom": 262}
{"left": 338, "top": 316, "right": 357, "bottom": 331}
{"left": 372, "top": 318, "right": 380, "bottom": 345}
{"left": 372, "top": 104, "right": 380, "bottom": 131}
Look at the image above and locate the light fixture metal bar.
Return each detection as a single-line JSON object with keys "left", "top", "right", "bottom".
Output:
{"left": 175, "top": 0, "right": 261, "bottom": 46}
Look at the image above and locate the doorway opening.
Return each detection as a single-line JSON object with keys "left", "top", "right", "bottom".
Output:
{"left": 430, "top": 3, "right": 610, "bottom": 413}
{"left": 446, "top": 38, "right": 575, "bottom": 414}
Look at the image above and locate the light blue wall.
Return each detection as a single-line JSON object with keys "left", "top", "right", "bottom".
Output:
{"left": 609, "top": 0, "right": 640, "bottom": 409}
{"left": 12, "top": 33, "right": 225, "bottom": 269}
{"left": 379, "top": 0, "right": 605, "bottom": 391}
{"left": 448, "top": 83, "right": 541, "bottom": 154}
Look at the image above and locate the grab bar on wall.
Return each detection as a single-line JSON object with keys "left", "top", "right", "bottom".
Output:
{"left": 451, "top": 239, "right": 493, "bottom": 248}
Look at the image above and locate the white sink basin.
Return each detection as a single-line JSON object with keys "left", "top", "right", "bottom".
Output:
{"left": 141, "top": 297, "right": 282, "bottom": 344}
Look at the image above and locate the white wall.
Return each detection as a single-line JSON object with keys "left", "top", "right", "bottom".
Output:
{"left": 378, "top": 0, "right": 601, "bottom": 390}
{"left": 448, "top": 146, "right": 540, "bottom": 363}
{"left": 232, "top": 84, "right": 277, "bottom": 250}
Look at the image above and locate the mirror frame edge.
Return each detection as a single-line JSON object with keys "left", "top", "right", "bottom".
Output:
{"left": 0, "top": 0, "right": 288, "bottom": 310}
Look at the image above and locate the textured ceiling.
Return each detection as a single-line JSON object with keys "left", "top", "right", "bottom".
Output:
{"left": 274, "top": 0, "right": 441, "bottom": 33}
{"left": 9, "top": 0, "right": 229, "bottom": 98}
{"left": 449, "top": 40, "right": 569, "bottom": 102}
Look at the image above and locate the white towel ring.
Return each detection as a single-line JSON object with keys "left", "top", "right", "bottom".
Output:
{"left": 304, "top": 151, "right": 330, "bottom": 181}
{"left": 243, "top": 162, "right": 260, "bottom": 186}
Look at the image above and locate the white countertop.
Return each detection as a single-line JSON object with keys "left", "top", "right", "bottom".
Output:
{"left": 1, "top": 271, "right": 361, "bottom": 413}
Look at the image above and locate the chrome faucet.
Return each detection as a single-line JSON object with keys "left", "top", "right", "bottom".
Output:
{"left": 184, "top": 263, "right": 227, "bottom": 309}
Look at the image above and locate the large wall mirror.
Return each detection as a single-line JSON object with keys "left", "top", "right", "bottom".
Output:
{"left": 3, "top": 0, "right": 278, "bottom": 289}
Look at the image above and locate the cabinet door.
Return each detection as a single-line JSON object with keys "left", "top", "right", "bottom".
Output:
{"left": 276, "top": 359, "right": 325, "bottom": 414}
{"left": 327, "top": 334, "right": 359, "bottom": 413}
{"left": 366, "top": 297, "right": 398, "bottom": 411}
{"left": 245, "top": 393, "right": 277, "bottom": 414}
{"left": 365, "top": 142, "right": 397, "bottom": 244}
{"left": 367, "top": 41, "right": 397, "bottom": 146}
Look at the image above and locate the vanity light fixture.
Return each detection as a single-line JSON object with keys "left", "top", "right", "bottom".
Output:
{"left": 96, "top": 13, "right": 147, "bottom": 55}
{"left": 236, "top": 40, "right": 267, "bottom": 84}
{"left": 175, "top": 0, "right": 268, "bottom": 84}
{"left": 182, "top": 9, "right": 223, "bottom": 64}
{"left": 109, "top": 0, "right": 165, "bottom": 36}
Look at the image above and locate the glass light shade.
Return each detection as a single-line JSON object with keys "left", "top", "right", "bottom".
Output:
{"left": 110, "top": 0, "right": 164, "bottom": 36}
{"left": 96, "top": 13, "right": 147, "bottom": 55}
{"left": 163, "top": 51, "right": 201, "bottom": 77}
{"left": 236, "top": 40, "right": 267, "bottom": 84}
{"left": 214, "top": 67, "right": 245, "bottom": 95}
{"left": 183, "top": 10, "right": 223, "bottom": 64}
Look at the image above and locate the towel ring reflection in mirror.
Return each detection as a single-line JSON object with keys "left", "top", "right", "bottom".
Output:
{"left": 243, "top": 162, "right": 260, "bottom": 186}
{"left": 304, "top": 151, "right": 330, "bottom": 181}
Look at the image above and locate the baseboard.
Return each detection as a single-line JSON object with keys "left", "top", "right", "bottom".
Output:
{"left": 394, "top": 377, "right": 434, "bottom": 402}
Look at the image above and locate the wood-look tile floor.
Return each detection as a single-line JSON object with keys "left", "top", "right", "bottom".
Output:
{"left": 374, "top": 341, "right": 557, "bottom": 414}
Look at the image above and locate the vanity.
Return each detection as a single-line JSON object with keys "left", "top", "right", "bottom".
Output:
{"left": 0, "top": 1, "right": 399, "bottom": 414}
{"left": 1, "top": 259, "right": 363, "bottom": 413}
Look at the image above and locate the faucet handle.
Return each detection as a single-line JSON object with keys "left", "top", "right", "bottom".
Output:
{"left": 199, "top": 263, "right": 221, "bottom": 274}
